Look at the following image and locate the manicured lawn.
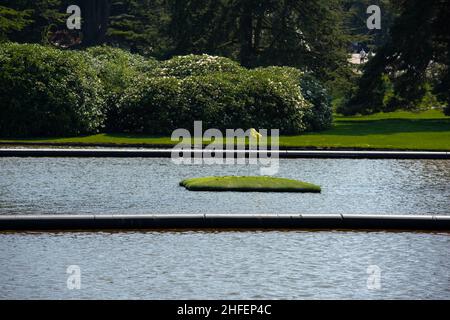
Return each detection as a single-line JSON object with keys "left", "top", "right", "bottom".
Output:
{"left": 180, "top": 176, "right": 321, "bottom": 193}
{"left": 1, "top": 110, "right": 449, "bottom": 151}
{"left": 281, "top": 110, "right": 450, "bottom": 150}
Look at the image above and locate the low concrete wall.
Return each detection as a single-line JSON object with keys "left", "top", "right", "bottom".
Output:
{"left": 1, "top": 214, "right": 449, "bottom": 231}
{"left": 0, "top": 148, "right": 449, "bottom": 159}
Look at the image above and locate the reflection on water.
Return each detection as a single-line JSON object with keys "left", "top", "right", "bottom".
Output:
{"left": 0, "top": 158, "right": 449, "bottom": 215}
{"left": 0, "top": 230, "right": 449, "bottom": 299}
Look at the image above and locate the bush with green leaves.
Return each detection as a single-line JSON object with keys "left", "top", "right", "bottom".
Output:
{"left": 86, "top": 46, "right": 160, "bottom": 131}
{"left": 299, "top": 73, "right": 333, "bottom": 130}
{"left": 240, "top": 68, "right": 309, "bottom": 133}
{"left": 87, "top": 46, "right": 159, "bottom": 94}
{"left": 116, "top": 74, "right": 239, "bottom": 134}
{"left": 340, "top": 71, "right": 444, "bottom": 116}
{"left": 0, "top": 43, "right": 105, "bottom": 137}
{"left": 115, "top": 76, "right": 185, "bottom": 134}
{"left": 255, "top": 67, "right": 332, "bottom": 131}
{"left": 159, "top": 54, "right": 243, "bottom": 78}
{"left": 116, "top": 66, "right": 311, "bottom": 134}
{"left": 0, "top": 46, "right": 333, "bottom": 137}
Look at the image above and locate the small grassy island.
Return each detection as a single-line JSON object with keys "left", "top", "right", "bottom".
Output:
{"left": 180, "top": 176, "right": 321, "bottom": 193}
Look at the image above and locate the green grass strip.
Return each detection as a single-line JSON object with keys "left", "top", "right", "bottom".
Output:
{"left": 1, "top": 110, "right": 449, "bottom": 151}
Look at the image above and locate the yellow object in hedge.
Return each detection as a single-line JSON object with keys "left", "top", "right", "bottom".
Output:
{"left": 250, "top": 128, "right": 263, "bottom": 139}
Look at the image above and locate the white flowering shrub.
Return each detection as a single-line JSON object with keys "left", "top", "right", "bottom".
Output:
{"left": 0, "top": 43, "right": 105, "bottom": 137}
{"left": 117, "top": 66, "right": 311, "bottom": 134}
{"left": 86, "top": 46, "right": 160, "bottom": 131}
{"left": 0, "top": 45, "right": 332, "bottom": 137}
{"left": 240, "top": 68, "right": 310, "bottom": 133}
{"left": 159, "top": 54, "right": 242, "bottom": 78}
{"left": 262, "top": 67, "right": 332, "bottom": 131}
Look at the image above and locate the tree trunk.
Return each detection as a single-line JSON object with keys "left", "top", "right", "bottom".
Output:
{"left": 78, "top": 0, "right": 111, "bottom": 46}
{"left": 239, "top": 1, "right": 253, "bottom": 67}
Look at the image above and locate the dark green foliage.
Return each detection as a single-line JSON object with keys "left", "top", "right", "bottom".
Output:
{"left": 116, "top": 76, "right": 185, "bottom": 134}
{"left": 0, "top": 0, "right": 112, "bottom": 46}
{"left": 107, "top": 0, "right": 171, "bottom": 57}
{"left": 0, "top": 0, "right": 66, "bottom": 44}
{"left": 0, "top": 44, "right": 332, "bottom": 137}
{"left": 343, "top": 0, "right": 397, "bottom": 49}
{"left": 299, "top": 73, "right": 333, "bottom": 130}
{"left": 0, "top": 0, "right": 365, "bottom": 101}
{"left": 235, "top": 68, "right": 308, "bottom": 133}
{"left": 160, "top": 54, "right": 242, "bottom": 78}
{"left": 86, "top": 46, "right": 159, "bottom": 131}
{"left": 167, "top": 0, "right": 352, "bottom": 86}
{"left": 347, "top": 0, "right": 450, "bottom": 115}
{"left": 338, "top": 71, "right": 394, "bottom": 115}
{"left": 0, "top": 43, "right": 105, "bottom": 137}
{"left": 0, "top": 5, "right": 32, "bottom": 41}
{"left": 115, "top": 57, "right": 311, "bottom": 135}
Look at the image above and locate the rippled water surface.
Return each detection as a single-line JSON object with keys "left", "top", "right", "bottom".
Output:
{"left": 0, "top": 230, "right": 449, "bottom": 299}
{"left": 1, "top": 158, "right": 449, "bottom": 299}
{"left": 0, "top": 158, "right": 449, "bottom": 215}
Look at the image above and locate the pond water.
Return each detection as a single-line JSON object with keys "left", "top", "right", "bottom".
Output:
{"left": 0, "top": 158, "right": 449, "bottom": 215}
{"left": 0, "top": 157, "right": 449, "bottom": 299}
{"left": 0, "top": 230, "right": 449, "bottom": 299}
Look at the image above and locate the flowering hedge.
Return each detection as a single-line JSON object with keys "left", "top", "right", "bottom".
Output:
{"left": 86, "top": 46, "right": 160, "bottom": 131}
{"left": 159, "top": 54, "right": 242, "bottom": 78}
{"left": 0, "top": 43, "right": 105, "bottom": 137}
{"left": 0, "top": 44, "right": 332, "bottom": 137}
{"left": 115, "top": 67, "right": 311, "bottom": 134}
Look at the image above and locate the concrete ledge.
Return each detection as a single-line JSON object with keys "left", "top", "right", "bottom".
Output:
{"left": 1, "top": 214, "right": 449, "bottom": 231}
{"left": 0, "top": 148, "right": 448, "bottom": 159}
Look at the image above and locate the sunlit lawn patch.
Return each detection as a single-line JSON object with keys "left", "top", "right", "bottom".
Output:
{"left": 180, "top": 176, "right": 321, "bottom": 193}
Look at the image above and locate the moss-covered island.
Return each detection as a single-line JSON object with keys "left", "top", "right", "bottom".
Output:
{"left": 180, "top": 176, "right": 321, "bottom": 193}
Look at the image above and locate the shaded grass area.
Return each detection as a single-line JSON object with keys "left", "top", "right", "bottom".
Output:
{"left": 1, "top": 110, "right": 449, "bottom": 151}
{"left": 180, "top": 176, "right": 321, "bottom": 193}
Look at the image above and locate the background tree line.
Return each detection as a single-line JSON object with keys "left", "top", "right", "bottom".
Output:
{"left": 0, "top": 1, "right": 393, "bottom": 93}
{"left": 343, "top": 0, "right": 450, "bottom": 115}
{"left": 1, "top": 0, "right": 448, "bottom": 115}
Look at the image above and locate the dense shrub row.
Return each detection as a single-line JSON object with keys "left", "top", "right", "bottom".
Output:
{"left": 158, "top": 54, "right": 242, "bottom": 78}
{"left": 86, "top": 46, "right": 160, "bottom": 131}
{"left": 0, "top": 43, "right": 332, "bottom": 137}
{"left": 0, "top": 43, "right": 105, "bottom": 137}
{"left": 116, "top": 68, "right": 309, "bottom": 134}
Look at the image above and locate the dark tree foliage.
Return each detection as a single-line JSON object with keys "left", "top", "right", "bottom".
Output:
{"left": 106, "top": 0, "right": 171, "bottom": 57}
{"left": 0, "top": 5, "right": 32, "bottom": 40}
{"left": 2, "top": 0, "right": 408, "bottom": 101}
{"left": 0, "top": 0, "right": 65, "bottom": 43}
{"left": 345, "top": 0, "right": 450, "bottom": 115}
{"left": 167, "top": 0, "right": 352, "bottom": 85}
{"left": 0, "top": 0, "right": 112, "bottom": 47}
{"left": 343, "top": 0, "right": 397, "bottom": 50}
